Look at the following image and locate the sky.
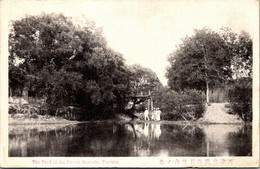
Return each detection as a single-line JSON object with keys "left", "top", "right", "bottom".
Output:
{"left": 2, "top": 0, "right": 258, "bottom": 85}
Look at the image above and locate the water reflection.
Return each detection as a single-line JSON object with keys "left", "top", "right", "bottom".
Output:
{"left": 9, "top": 122, "right": 251, "bottom": 157}
{"left": 126, "top": 122, "right": 161, "bottom": 139}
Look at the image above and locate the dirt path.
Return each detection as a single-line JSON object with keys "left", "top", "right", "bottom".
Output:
{"left": 199, "top": 103, "right": 243, "bottom": 123}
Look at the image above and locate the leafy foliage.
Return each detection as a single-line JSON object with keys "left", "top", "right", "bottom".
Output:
{"left": 9, "top": 64, "right": 27, "bottom": 93}
{"left": 153, "top": 87, "right": 205, "bottom": 120}
{"left": 9, "top": 13, "right": 131, "bottom": 119}
{"left": 166, "top": 28, "right": 232, "bottom": 92}
{"left": 220, "top": 28, "right": 253, "bottom": 122}
{"left": 128, "top": 64, "right": 162, "bottom": 95}
{"left": 228, "top": 77, "right": 252, "bottom": 122}
{"left": 220, "top": 28, "right": 252, "bottom": 79}
{"left": 166, "top": 28, "right": 253, "bottom": 122}
{"left": 124, "top": 64, "right": 162, "bottom": 113}
{"left": 9, "top": 14, "right": 253, "bottom": 122}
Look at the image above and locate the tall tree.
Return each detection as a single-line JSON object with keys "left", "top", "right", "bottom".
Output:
{"left": 220, "top": 28, "right": 252, "bottom": 79}
{"left": 166, "top": 28, "right": 232, "bottom": 104}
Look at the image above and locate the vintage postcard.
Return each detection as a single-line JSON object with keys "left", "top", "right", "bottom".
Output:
{"left": 0, "top": 0, "right": 259, "bottom": 167}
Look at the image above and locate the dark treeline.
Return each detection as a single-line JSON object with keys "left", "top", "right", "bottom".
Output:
{"left": 9, "top": 14, "right": 252, "bottom": 121}
{"left": 9, "top": 13, "right": 162, "bottom": 120}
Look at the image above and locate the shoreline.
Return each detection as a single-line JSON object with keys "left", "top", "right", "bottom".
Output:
{"left": 8, "top": 118, "right": 250, "bottom": 125}
{"left": 126, "top": 119, "right": 250, "bottom": 125}
{"left": 9, "top": 120, "right": 81, "bottom": 125}
{"left": 8, "top": 110, "right": 250, "bottom": 126}
{"left": 8, "top": 103, "right": 249, "bottom": 126}
{"left": 8, "top": 115, "right": 81, "bottom": 125}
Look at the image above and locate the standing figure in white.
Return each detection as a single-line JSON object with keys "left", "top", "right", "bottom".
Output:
{"left": 144, "top": 108, "right": 150, "bottom": 121}
{"left": 156, "top": 108, "right": 162, "bottom": 121}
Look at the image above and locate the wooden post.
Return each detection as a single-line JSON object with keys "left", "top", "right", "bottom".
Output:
{"left": 147, "top": 98, "right": 150, "bottom": 111}
{"left": 148, "top": 90, "right": 151, "bottom": 111}
{"left": 207, "top": 141, "right": 209, "bottom": 157}
{"left": 22, "top": 87, "right": 29, "bottom": 102}
{"left": 151, "top": 97, "right": 153, "bottom": 111}
{"left": 9, "top": 87, "right": 13, "bottom": 97}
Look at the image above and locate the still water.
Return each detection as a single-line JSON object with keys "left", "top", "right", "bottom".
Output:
{"left": 9, "top": 121, "right": 251, "bottom": 157}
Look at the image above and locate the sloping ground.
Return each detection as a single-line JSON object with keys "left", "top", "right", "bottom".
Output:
{"left": 9, "top": 113, "right": 80, "bottom": 125}
{"left": 199, "top": 103, "right": 243, "bottom": 123}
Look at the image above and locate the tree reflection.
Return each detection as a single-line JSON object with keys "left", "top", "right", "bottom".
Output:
{"left": 200, "top": 124, "right": 250, "bottom": 156}
{"left": 226, "top": 125, "right": 252, "bottom": 156}
{"left": 9, "top": 122, "right": 252, "bottom": 157}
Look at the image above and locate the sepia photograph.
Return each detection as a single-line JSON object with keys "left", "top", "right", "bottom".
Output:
{"left": 0, "top": 0, "right": 259, "bottom": 167}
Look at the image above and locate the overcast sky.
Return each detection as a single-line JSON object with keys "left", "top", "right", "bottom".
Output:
{"left": 3, "top": 0, "right": 258, "bottom": 85}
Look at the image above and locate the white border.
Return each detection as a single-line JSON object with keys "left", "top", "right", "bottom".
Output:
{"left": 0, "top": 0, "right": 259, "bottom": 167}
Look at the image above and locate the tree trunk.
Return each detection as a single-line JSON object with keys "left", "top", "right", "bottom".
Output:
{"left": 206, "top": 81, "right": 209, "bottom": 104}
{"left": 148, "top": 90, "right": 153, "bottom": 111}
{"left": 205, "top": 81, "right": 210, "bottom": 112}
{"left": 151, "top": 97, "right": 153, "bottom": 111}
{"left": 9, "top": 87, "right": 13, "bottom": 97}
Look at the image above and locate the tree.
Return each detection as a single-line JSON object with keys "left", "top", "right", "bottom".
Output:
{"left": 9, "top": 13, "right": 108, "bottom": 83}
{"left": 9, "top": 63, "right": 27, "bottom": 96}
{"left": 128, "top": 64, "right": 161, "bottom": 95}
{"left": 127, "top": 64, "right": 162, "bottom": 111}
{"left": 166, "top": 28, "right": 232, "bottom": 104}
{"left": 228, "top": 77, "right": 252, "bottom": 122}
{"left": 220, "top": 28, "right": 253, "bottom": 122}
{"left": 9, "top": 13, "right": 132, "bottom": 119}
{"left": 220, "top": 28, "right": 252, "bottom": 79}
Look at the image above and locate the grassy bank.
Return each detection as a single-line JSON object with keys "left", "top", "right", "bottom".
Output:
{"left": 9, "top": 113, "right": 80, "bottom": 125}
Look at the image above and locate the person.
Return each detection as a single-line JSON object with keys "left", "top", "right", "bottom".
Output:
{"left": 156, "top": 108, "right": 162, "bottom": 121}
{"left": 144, "top": 108, "right": 150, "bottom": 121}
{"left": 153, "top": 108, "right": 156, "bottom": 121}
{"left": 152, "top": 108, "right": 157, "bottom": 121}
{"left": 151, "top": 109, "right": 154, "bottom": 120}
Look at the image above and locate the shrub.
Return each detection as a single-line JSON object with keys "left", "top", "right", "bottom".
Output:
{"left": 153, "top": 88, "right": 205, "bottom": 120}
{"left": 228, "top": 77, "right": 252, "bottom": 122}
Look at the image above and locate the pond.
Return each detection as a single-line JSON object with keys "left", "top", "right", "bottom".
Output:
{"left": 9, "top": 121, "right": 251, "bottom": 157}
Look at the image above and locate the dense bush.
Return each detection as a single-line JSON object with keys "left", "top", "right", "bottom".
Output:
{"left": 228, "top": 77, "right": 252, "bottom": 122}
{"left": 153, "top": 88, "right": 205, "bottom": 120}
